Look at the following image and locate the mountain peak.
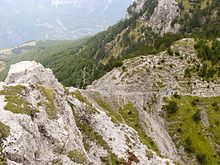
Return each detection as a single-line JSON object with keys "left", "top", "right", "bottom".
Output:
{"left": 5, "top": 61, "right": 64, "bottom": 94}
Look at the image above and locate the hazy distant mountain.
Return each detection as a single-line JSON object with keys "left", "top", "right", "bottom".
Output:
{"left": 0, "top": 0, "right": 133, "bottom": 48}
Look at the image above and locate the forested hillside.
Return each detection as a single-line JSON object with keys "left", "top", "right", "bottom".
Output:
{"left": 1, "top": 0, "right": 220, "bottom": 88}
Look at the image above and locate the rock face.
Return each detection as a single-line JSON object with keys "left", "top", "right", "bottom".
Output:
{"left": 5, "top": 61, "right": 64, "bottom": 95}
{"left": 0, "top": 61, "right": 86, "bottom": 165}
{"left": 0, "top": 38, "right": 220, "bottom": 165}
{"left": 89, "top": 38, "right": 220, "bottom": 96}
{"left": 0, "top": 61, "right": 174, "bottom": 164}
{"left": 148, "top": 0, "right": 180, "bottom": 34}
{"left": 127, "top": 0, "right": 180, "bottom": 34}
{"left": 87, "top": 38, "right": 220, "bottom": 163}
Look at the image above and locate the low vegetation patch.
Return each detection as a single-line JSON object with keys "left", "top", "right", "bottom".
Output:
{"left": 69, "top": 103, "right": 123, "bottom": 164}
{"left": 38, "top": 86, "right": 57, "bottom": 119}
{"left": 164, "top": 95, "right": 220, "bottom": 165}
{"left": 0, "top": 85, "right": 39, "bottom": 116}
{"left": 51, "top": 159, "right": 63, "bottom": 165}
{"left": 72, "top": 90, "right": 90, "bottom": 105}
{"left": 163, "top": 100, "right": 179, "bottom": 114}
{"left": 0, "top": 122, "right": 10, "bottom": 139}
{"left": 0, "top": 122, "right": 10, "bottom": 165}
{"left": 95, "top": 97, "right": 123, "bottom": 124}
{"left": 186, "top": 39, "right": 220, "bottom": 81}
{"left": 72, "top": 90, "right": 97, "bottom": 114}
{"left": 119, "top": 103, "right": 158, "bottom": 153}
{"left": 94, "top": 95, "right": 158, "bottom": 153}
{"left": 67, "top": 150, "right": 86, "bottom": 164}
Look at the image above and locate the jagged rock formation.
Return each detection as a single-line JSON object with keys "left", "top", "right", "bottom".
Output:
{"left": 1, "top": 38, "right": 219, "bottom": 165}
{"left": 87, "top": 38, "right": 220, "bottom": 164}
{"left": 0, "top": 61, "right": 86, "bottom": 164}
{"left": 0, "top": 0, "right": 219, "bottom": 164}
{"left": 5, "top": 61, "right": 64, "bottom": 94}
{"left": 148, "top": 0, "right": 180, "bottom": 33}
{"left": 128, "top": 0, "right": 180, "bottom": 34}
{"left": 0, "top": 61, "right": 174, "bottom": 164}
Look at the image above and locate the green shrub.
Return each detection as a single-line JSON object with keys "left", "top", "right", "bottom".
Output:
{"left": 214, "top": 106, "right": 219, "bottom": 111}
{"left": 193, "top": 110, "right": 201, "bottom": 122}
{"left": 212, "top": 101, "right": 218, "bottom": 107}
{"left": 113, "top": 60, "right": 123, "bottom": 68}
{"left": 175, "top": 51, "right": 180, "bottom": 56}
{"left": 0, "top": 85, "right": 39, "bottom": 116}
{"left": 196, "top": 153, "right": 207, "bottom": 165}
{"left": 185, "top": 137, "right": 194, "bottom": 153}
{"left": 173, "top": 92, "right": 181, "bottom": 99}
{"left": 191, "top": 99, "right": 199, "bottom": 107}
{"left": 184, "top": 68, "right": 191, "bottom": 78}
{"left": 167, "top": 47, "right": 173, "bottom": 56}
{"left": 163, "top": 101, "right": 178, "bottom": 114}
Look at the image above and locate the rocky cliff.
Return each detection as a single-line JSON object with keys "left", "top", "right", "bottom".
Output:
{"left": 0, "top": 61, "right": 174, "bottom": 165}
{"left": 0, "top": 38, "right": 219, "bottom": 165}
{"left": 128, "top": 0, "right": 180, "bottom": 34}
{"left": 87, "top": 38, "right": 220, "bottom": 164}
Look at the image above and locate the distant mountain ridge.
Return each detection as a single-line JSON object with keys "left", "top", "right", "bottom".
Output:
{"left": 51, "top": 0, "right": 116, "bottom": 9}
{"left": 0, "top": 0, "right": 133, "bottom": 48}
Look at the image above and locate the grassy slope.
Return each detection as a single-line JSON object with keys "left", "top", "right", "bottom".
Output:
{"left": 164, "top": 96, "right": 220, "bottom": 164}
{"left": 92, "top": 93, "right": 159, "bottom": 153}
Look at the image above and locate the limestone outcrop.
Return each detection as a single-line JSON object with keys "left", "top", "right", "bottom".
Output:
{"left": 1, "top": 38, "right": 220, "bottom": 165}
{"left": 88, "top": 38, "right": 220, "bottom": 163}
{"left": 127, "top": 0, "right": 180, "bottom": 34}
{"left": 148, "top": 0, "right": 180, "bottom": 34}
{"left": 0, "top": 61, "right": 174, "bottom": 165}
{"left": 5, "top": 61, "right": 64, "bottom": 95}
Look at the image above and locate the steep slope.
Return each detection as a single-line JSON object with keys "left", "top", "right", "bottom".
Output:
{"left": 85, "top": 38, "right": 220, "bottom": 164}
{"left": 0, "top": 61, "right": 174, "bottom": 165}
{"left": 4, "top": 0, "right": 220, "bottom": 88}
{"left": 0, "top": 38, "right": 219, "bottom": 165}
{"left": 0, "top": 1, "right": 220, "bottom": 165}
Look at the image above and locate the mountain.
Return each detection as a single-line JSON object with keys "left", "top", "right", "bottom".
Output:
{"left": 0, "top": 0, "right": 133, "bottom": 48}
{"left": 0, "top": 41, "right": 37, "bottom": 57}
{"left": 2, "top": 0, "right": 220, "bottom": 88}
{"left": 0, "top": 0, "right": 220, "bottom": 164}
{"left": 87, "top": 38, "right": 220, "bottom": 165}
{"left": 0, "top": 38, "right": 219, "bottom": 164}
{"left": 0, "top": 61, "right": 175, "bottom": 165}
